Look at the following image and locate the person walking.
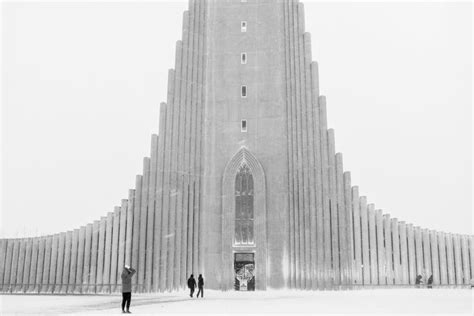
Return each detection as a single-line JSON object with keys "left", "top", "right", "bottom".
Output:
{"left": 415, "top": 274, "right": 423, "bottom": 288}
{"left": 196, "top": 274, "right": 204, "bottom": 298}
{"left": 427, "top": 275, "right": 433, "bottom": 289}
{"left": 187, "top": 274, "right": 197, "bottom": 298}
{"left": 121, "top": 265, "right": 136, "bottom": 313}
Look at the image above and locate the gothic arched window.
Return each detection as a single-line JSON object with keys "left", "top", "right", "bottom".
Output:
{"left": 235, "top": 165, "right": 254, "bottom": 245}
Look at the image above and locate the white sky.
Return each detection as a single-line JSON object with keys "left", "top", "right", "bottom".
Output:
{"left": 1, "top": 1, "right": 472, "bottom": 238}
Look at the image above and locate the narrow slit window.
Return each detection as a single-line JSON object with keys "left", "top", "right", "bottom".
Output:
{"left": 241, "top": 120, "right": 248, "bottom": 133}
{"left": 241, "top": 53, "right": 247, "bottom": 64}
{"left": 241, "top": 21, "right": 247, "bottom": 32}
{"left": 241, "top": 85, "right": 247, "bottom": 98}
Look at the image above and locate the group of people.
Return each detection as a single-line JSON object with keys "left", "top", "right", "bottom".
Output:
{"left": 415, "top": 274, "right": 434, "bottom": 288}
{"left": 120, "top": 266, "right": 205, "bottom": 314}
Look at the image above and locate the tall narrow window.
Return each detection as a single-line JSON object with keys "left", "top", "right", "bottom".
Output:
{"left": 241, "top": 53, "right": 247, "bottom": 64}
{"left": 241, "top": 21, "right": 247, "bottom": 32}
{"left": 241, "top": 120, "right": 247, "bottom": 133}
{"left": 235, "top": 165, "right": 254, "bottom": 245}
{"left": 241, "top": 85, "right": 247, "bottom": 98}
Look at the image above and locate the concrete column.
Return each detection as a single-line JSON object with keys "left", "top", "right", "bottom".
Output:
{"left": 90, "top": 221, "right": 100, "bottom": 292}
{"left": 103, "top": 213, "right": 114, "bottom": 293}
{"left": 352, "top": 187, "right": 362, "bottom": 285}
{"left": 75, "top": 226, "right": 86, "bottom": 293}
{"left": 68, "top": 229, "right": 79, "bottom": 293}
{"left": 3, "top": 240, "right": 14, "bottom": 291}
{"left": 399, "top": 222, "right": 408, "bottom": 284}
{"left": 0, "top": 240, "right": 7, "bottom": 289}
{"left": 469, "top": 236, "right": 474, "bottom": 286}
{"left": 445, "top": 233, "right": 455, "bottom": 285}
{"left": 16, "top": 239, "right": 26, "bottom": 292}
{"left": 118, "top": 200, "right": 128, "bottom": 287}
{"left": 62, "top": 231, "right": 72, "bottom": 293}
{"left": 54, "top": 233, "right": 66, "bottom": 293}
{"left": 343, "top": 172, "right": 353, "bottom": 286}
{"left": 406, "top": 224, "right": 416, "bottom": 284}
{"left": 414, "top": 227, "right": 423, "bottom": 277}
{"left": 110, "top": 207, "right": 121, "bottom": 292}
{"left": 131, "top": 175, "right": 142, "bottom": 287}
{"left": 391, "top": 219, "right": 401, "bottom": 285}
{"left": 327, "top": 130, "right": 340, "bottom": 286}
{"left": 35, "top": 238, "right": 45, "bottom": 292}
{"left": 125, "top": 190, "right": 135, "bottom": 267}
{"left": 146, "top": 136, "right": 159, "bottom": 292}
{"left": 28, "top": 239, "right": 39, "bottom": 292}
{"left": 83, "top": 224, "right": 93, "bottom": 292}
{"left": 383, "top": 215, "right": 393, "bottom": 285}
{"left": 367, "top": 204, "right": 377, "bottom": 285}
{"left": 422, "top": 229, "right": 431, "bottom": 280}
{"left": 336, "top": 154, "right": 348, "bottom": 286}
{"left": 48, "top": 235, "right": 59, "bottom": 293}
{"left": 461, "top": 235, "right": 470, "bottom": 284}
{"left": 42, "top": 236, "right": 53, "bottom": 292}
{"left": 359, "top": 197, "right": 370, "bottom": 285}
{"left": 437, "top": 232, "right": 448, "bottom": 285}
{"left": 96, "top": 217, "right": 106, "bottom": 292}
{"left": 429, "top": 231, "right": 440, "bottom": 285}
{"left": 139, "top": 158, "right": 151, "bottom": 292}
{"left": 375, "top": 210, "right": 385, "bottom": 285}
{"left": 453, "top": 234, "right": 462, "bottom": 284}
{"left": 22, "top": 239, "right": 33, "bottom": 292}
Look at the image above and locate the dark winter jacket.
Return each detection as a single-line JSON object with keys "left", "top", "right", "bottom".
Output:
{"left": 427, "top": 276, "right": 433, "bottom": 285}
{"left": 187, "top": 277, "right": 197, "bottom": 289}
{"left": 198, "top": 276, "right": 204, "bottom": 288}
{"left": 121, "top": 268, "right": 136, "bottom": 293}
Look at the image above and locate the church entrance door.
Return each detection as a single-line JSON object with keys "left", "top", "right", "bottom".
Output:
{"left": 234, "top": 253, "right": 255, "bottom": 291}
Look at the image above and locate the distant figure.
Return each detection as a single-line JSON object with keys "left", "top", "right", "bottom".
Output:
{"left": 121, "top": 265, "right": 136, "bottom": 313}
{"left": 415, "top": 275, "right": 423, "bottom": 288}
{"left": 196, "top": 274, "right": 204, "bottom": 298}
{"left": 187, "top": 274, "right": 197, "bottom": 298}
{"left": 427, "top": 275, "right": 433, "bottom": 289}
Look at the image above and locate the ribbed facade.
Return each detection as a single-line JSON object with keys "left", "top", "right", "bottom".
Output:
{"left": 1, "top": 0, "right": 472, "bottom": 293}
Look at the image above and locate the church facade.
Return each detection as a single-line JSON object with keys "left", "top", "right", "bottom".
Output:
{"left": 1, "top": 0, "right": 473, "bottom": 293}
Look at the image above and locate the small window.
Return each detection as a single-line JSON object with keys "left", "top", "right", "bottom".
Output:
{"left": 241, "top": 53, "right": 247, "bottom": 64}
{"left": 241, "top": 85, "right": 247, "bottom": 98}
{"left": 241, "top": 120, "right": 248, "bottom": 133}
{"left": 241, "top": 21, "right": 247, "bottom": 33}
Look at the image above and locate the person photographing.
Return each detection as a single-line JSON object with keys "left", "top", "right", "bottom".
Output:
{"left": 121, "top": 265, "right": 136, "bottom": 313}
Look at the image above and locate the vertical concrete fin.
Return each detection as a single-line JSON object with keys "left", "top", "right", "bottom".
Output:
{"left": 351, "top": 187, "right": 362, "bottom": 285}
{"left": 375, "top": 210, "right": 385, "bottom": 285}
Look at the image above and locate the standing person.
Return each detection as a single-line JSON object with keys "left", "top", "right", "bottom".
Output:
{"left": 121, "top": 265, "right": 136, "bottom": 314}
{"left": 415, "top": 275, "right": 423, "bottom": 288}
{"left": 427, "top": 275, "right": 433, "bottom": 289}
{"left": 196, "top": 274, "right": 204, "bottom": 298}
{"left": 187, "top": 274, "right": 197, "bottom": 298}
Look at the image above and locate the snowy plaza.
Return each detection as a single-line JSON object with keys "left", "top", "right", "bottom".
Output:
{"left": 1, "top": 289, "right": 472, "bottom": 315}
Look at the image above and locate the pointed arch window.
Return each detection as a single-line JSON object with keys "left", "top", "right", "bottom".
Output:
{"left": 235, "top": 165, "right": 254, "bottom": 246}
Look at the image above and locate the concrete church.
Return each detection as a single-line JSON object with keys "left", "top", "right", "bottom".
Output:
{"left": 1, "top": 0, "right": 472, "bottom": 293}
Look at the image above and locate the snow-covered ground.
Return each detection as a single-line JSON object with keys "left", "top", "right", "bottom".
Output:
{"left": 0, "top": 289, "right": 472, "bottom": 315}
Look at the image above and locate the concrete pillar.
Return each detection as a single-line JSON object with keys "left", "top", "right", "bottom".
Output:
{"left": 110, "top": 207, "right": 121, "bottom": 292}
{"left": 54, "top": 233, "right": 66, "bottom": 293}
{"left": 430, "top": 231, "right": 440, "bottom": 284}
{"left": 48, "top": 235, "right": 59, "bottom": 293}
{"left": 125, "top": 190, "right": 135, "bottom": 267}
{"left": 445, "top": 233, "right": 455, "bottom": 285}
{"left": 0, "top": 240, "right": 7, "bottom": 290}
{"left": 96, "top": 217, "right": 106, "bottom": 292}
{"left": 90, "top": 221, "right": 100, "bottom": 292}
{"left": 68, "top": 229, "right": 79, "bottom": 293}
{"left": 146, "top": 136, "right": 159, "bottom": 292}
{"left": 42, "top": 236, "right": 52, "bottom": 292}
{"left": 367, "top": 204, "right": 377, "bottom": 285}
{"left": 3, "top": 240, "right": 14, "bottom": 291}
{"left": 336, "top": 154, "right": 348, "bottom": 286}
{"left": 139, "top": 158, "right": 151, "bottom": 292}
{"left": 399, "top": 222, "right": 409, "bottom": 284}
{"left": 453, "top": 234, "right": 462, "bottom": 284}
{"left": 22, "top": 239, "right": 33, "bottom": 292}
{"left": 343, "top": 172, "right": 354, "bottom": 286}
{"left": 391, "top": 219, "right": 401, "bottom": 285}
{"left": 103, "top": 213, "right": 114, "bottom": 293}
{"left": 383, "top": 215, "right": 393, "bottom": 285}
{"left": 461, "top": 235, "right": 470, "bottom": 285}
{"left": 469, "top": 236, "right": 474, "bottom": 286}
{"left": 406, "top": 224, "right": 416, "bottom": 284}
{"left": 422, "top": 229, "right": 432, "bottom": 280}
{"left": 118, "top": 200, "right": 128, "bottom": 287}
{"left": 375, "top": 210, "right": 385, "bottom": 285}
{"left": 351, "top": 187, "right": 362, "bottom": 285}
{"left": 62, "top": 231, "right": 72, "bottom": 293}
{"left": 35, "top": 238, "right": 45, "bottom": 293}
{"left": 437, "top": 232, "right": 448, "bottom": 285}
{"left": 414, "top": 227, "right": 423, "bottom": 277}
{"left": 131, "top": 176, "right": 142, "bottom": 280}
{"left": 327, "top": 130, "right": 340, "bottom": 286}
{"left": 16, "top": 239, "right": 26, "bottom": 292}
{"left": 28, "top": 239, "right": 39, "bottom": 292}
{"left": 359, "top": 197, "right": 370, "bottom": 285}
{"left": 82, "top": 224, "right": 93, "bottom": 292}
{"left": 75, "top": 227, "right": 86, "bottom": 293}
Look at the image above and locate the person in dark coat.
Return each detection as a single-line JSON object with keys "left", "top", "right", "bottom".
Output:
{"left": 187, "top": 274, "right": 197, "bottom": 297}
{"left": 196, "top": 274, "right": 204, "bottom": 298}
{"left": 427, "top": 275, "right": 433, "bottom": 289}
{"left": 415, "top": 274, "right": 423, "bottom": 288}
{"left": 121, "top": 265, "right": 136, "bottom": 313}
